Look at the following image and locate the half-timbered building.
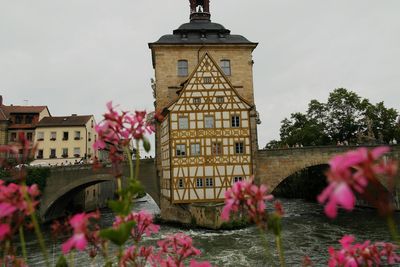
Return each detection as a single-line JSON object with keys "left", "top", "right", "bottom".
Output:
{"left": 161, "top": 53, "right": 253, "bottom": 203}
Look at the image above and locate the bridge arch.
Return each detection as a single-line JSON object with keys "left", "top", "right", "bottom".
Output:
{"left": 40, "top": 174, "right": 115, "bottom": 221}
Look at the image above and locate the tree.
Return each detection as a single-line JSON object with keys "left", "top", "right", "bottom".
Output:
{"left": 268, "top": 88, "right": 399, "bottom": 147}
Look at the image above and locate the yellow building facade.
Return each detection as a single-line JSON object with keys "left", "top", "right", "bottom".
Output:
{"left": 34, "top": 115, "right": 97, "bottom": 165}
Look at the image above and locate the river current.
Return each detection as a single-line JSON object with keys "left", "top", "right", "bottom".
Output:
{"left": 24, "top": 195, "right": 398, "bottom": 266}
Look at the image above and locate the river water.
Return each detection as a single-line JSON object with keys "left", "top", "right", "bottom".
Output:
{"left": 24, "top": 195, "right": 398, "bottom": 266}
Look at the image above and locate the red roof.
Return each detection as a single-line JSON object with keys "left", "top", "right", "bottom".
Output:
{"left": 1, "top": 105, "right": 48, "bottom": 114}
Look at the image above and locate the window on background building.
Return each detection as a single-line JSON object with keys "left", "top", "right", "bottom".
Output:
{"left": 220, "top": 60, "right": 231, "bottom": 76}
{"left": 212, "top": 142, "right": 222, "bottom": 155}
{"left": 204, "top": 116, "right": 214, "bottom": 128}
{"left": 37, "top": 150, "right": 43, "bottom": 159}
{"left": 178, "top": 117, "right": 189, "bottom": 129}
{"left": 74, "top": 147, "right": 81, "bottom": 157}
{"left": 74, "top": 131, "right": 81, "bottom": 140}
{"left": 193, "top": 97, "right": 201, "bottom": 104}
{"left": 37, "top": 132, "right": 44, "bottom": 141}
{"left": 191, "top": 143, "right": 201, "bottom": 156}
{"left": 50, "top": 149, "right": 56, "bottom": 158}
{"left": 50, "top": 132, "right": 56, "bottom": 140}
{"left": 15, "top": 115, "right": 23, "bottom": 124}
{"left": 26, "top": 132, "right": 33, "bottom": 141}
{"left": 176, "top": 144, "right": 186, "bottom": 157}
{"left": 91, "top": 120, "right": 94, "bottom": 128}
{"left": 25, "top": 115, "right": 33, "bottom": 124}
{"left": 178, "top": 178, "right": 184, "bottom": 188}
{"left": 10, "top": 132, "right": 17, "bottom": 142}
{"left": 62, "top": 148, "right": 68, "bottom": 157}
{"left": 205, "top": 178, "right": 213, "bottom": 187}
{"left": 216, "top": 96, "right": 224, "bottom": 103}
{"left": 196, "top": 178, "right": 203, "bottom": 188}
{"left": 63, "top": 131, "right": 69, "bottom": 140}
{"left": 88, "top": 132, "right": 92, "bottom": 141}
{"left": 231, "top": 115, "right": 240, "bottom": 128}
{"left": 235, "top": 142, "right": 244, "bottom": 154}
{"left": 234, "top": 176, "right": 243, "bottom": 183}
{"left": 177, "top": 60, "right": 188, "bottom": 76}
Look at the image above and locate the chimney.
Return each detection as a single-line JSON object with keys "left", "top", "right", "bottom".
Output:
{"left": 0, "top": 95, "right": 3, "bottom": 106}
{"left": 71, "top": 114, "right": 77, "bottom": 116}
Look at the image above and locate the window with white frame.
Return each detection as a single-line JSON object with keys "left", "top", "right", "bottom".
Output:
{"left": 191, "top": 143, "right": 201, "bottom": 156}
{"left": 220, "top": 60, "right": 231, "bottom": 76}
{"left": 37, "top": 132, "right": 44, "bottom": 141}
{"left": 178, "top": 179, "right": 184, "bottom": 188}
{"left": 74, "top": 131, "right": 81, "bottom": 140}
{"left": 177, "top": 60, "right": 188, "bottom": 76}
{"left": 234, "top": 176, "right": 243, "bottom": 183}
{"left": 196, "top": 178, "right": 203, "bottom": 187}
{"left": 204, "top": 116, "right": 214, "bottom": 128}
{"left": 235, "top": 142, "right": 244, "bottom": 154}
{"left": 50, "top": 132, "right": 56, "bottom": 140}
{"left": 216, "top": 96, "right": 224, "bottom": 103}
{"left": 193, "top": 97, "right": 201, "bottom": 104}
{"left": 176, "top": 144, "right": 186, "bottom": 157}
{"left": 212, "top": 142, "right": 222, "bottom": 155}
{"left": 74, "top": 147, "right": 81, "bottom": 157}
{"left": 231, "top": 115, "right": 240, "bottom": 128}
{"left": 178, "top": 117, "right": 189, "bottom": 129}
{"left": 62, "top": 148, "right": 68, "bottom": 157}
{"left": 205, "top": 178, "right": 213, "bottom": 187}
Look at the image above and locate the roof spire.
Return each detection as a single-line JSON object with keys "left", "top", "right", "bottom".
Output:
{"left": 189, "top": 0, "right": 211, "bottom": 21}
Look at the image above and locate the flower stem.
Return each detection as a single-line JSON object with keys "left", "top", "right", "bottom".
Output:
{"left": 257, "top": 227, "right": 277, "bottom": 267}
{"left": 21, "top": 183, "right": 50, "bottom": 267}
{"left": 275, "top": 233, "right": 286, "bottom": 267}
{"left": 135, "top": 139, "right": 140, "bottom": 180}
{"left": 69, "top": 251, "right": 75, "bottom": 267}
{"left": 19, "top": 225, "right": 28, "bottom": 263}
{"left": 387, "top": 215, "right": 400, "bottom": 246}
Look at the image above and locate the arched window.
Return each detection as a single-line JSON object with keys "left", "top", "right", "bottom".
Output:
{"left": 220, "top": 59, "right": 231, "bottom": 76}
{"left": 177, "top": 60, "right": 188, "bottom": 76}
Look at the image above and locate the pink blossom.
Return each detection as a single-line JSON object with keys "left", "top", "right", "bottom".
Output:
{"left": 61, "top": 211, "right": 100, "bottom": 254}
{"left": 155, "top": 233, "right": 203, "bottom": 267}
{"left": 189, "top": 259, "right": 213, "bottom": 267}
{"left": 0, "top": 203, "right": 17, "bottom": 218}
{"left": 222, "top": 178, "right": 273, "bottom": 225}
{"left": 0, "top": 224, "right": 10, "bottom": 241}
{"left": 328, "top": 235, "right": 400, "bottom": 266}
{"left": 120, "top": 245, "right": 154, "bottom": 267}
{"left": 318, "top": 147, "right": 397, "bottom": 218}
{"left": 114, "top": 210, "right": 160, "bottom": 242}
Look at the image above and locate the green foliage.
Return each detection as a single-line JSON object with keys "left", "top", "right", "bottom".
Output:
{"left": 100, "top": 221, "right": 136, "bottom": 246}
{"left": 273, "top": 88, "right": 399, "bottom": 147}
{"left": 26, "top": 167, "right": 50, "bottom": 191}
{"left": 55, "top": 255, "right": 68, "bottom": 267}
{"left": 142, "top": 136, "right": 151, "bottom": 152}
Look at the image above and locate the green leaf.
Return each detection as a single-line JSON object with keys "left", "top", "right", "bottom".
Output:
{"left": 104, "top": 262, "right": 113, "bottom": 267}
{"left": 142, "top": 137, "right": 151, "bottom": 152}
{"left": 100, "top": 221, "right": 136, "bottom": 246}
{"left": 55, "top": 255, "right": 68, "bottom": 267}
{"left": 108, "top": 199, "right": 130, "bottom": 216}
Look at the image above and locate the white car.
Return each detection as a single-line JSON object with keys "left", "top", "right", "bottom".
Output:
{"left": 29, "top": 161, "right": 49, "bottom": 167}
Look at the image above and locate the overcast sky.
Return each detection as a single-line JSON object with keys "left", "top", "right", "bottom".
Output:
{"left": 1, "top": 0, "right": 399, "bottom": 154}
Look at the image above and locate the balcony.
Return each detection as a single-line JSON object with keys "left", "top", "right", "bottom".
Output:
{"left": 50, "top": 138, "right": 56, "bottom": 141}
{"left": 74, "top": 154, "right": 81, "bottom": 158}
{"left": 49, "top": 155, "right": 57, "bottom": 159}
{"left": 62, "top": 154, "right": 68, "bottom": 158}
{"left": 36, "top": 155, "right": 43, "bottom": 159}
{"left": 37, "top": 138, "right": 44, "bottom": 141}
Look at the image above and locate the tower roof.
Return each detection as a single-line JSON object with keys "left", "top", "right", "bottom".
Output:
{"left": 149, "top": 0, "right": 257, "bottom": 46}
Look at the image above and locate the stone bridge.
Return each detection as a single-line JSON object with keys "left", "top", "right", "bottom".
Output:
{"left": 256, "top": 145, "right": 400, "bottom": 192}
{"left": 40, "top": 159, "right": 158, "bottom": 221}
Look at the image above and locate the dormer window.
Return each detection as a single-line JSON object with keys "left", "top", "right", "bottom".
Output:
{"left": 220, "top": 60, "right": 231, "bottom": 76}
{"left": 177, "top": 60, "right": 188, "bottom": 77}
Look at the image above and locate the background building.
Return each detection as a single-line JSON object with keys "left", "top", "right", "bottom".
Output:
{"left": 0, "top": 95, "right": 51, "bottom": 154}
{"left": 33, "top": 115, "right": 97, "bottom": 165}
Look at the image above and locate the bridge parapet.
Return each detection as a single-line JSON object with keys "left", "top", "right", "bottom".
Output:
{"left": 256, "top": 145, "right": 400, "bottom": 191}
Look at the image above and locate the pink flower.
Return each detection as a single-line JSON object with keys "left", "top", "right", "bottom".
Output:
{"left": 114, "top": 210, "right": 160, "bottom": 242}
{"left": 189, "top": 259, "right": 213, "bottom": 267}
{"left": 318, "top": 147, "right": 397, "bottom": 218}
{"left": 222, "top": 178, "right": 273, "bottom": 225}
{"left": 0, "top": 203, "right": 17, "bottom": 218}
{"left": 154, "top": 233, "right": 203, "bottom": 267}
{"left": 61, "top": 211, "right": 100, "bottom": 254}
{"left": 0, "top": 224, "right": 10, "bottom": 241}
{"left": 328, "top": 235, "right": 400, "bottom": 266}
{"left": 120, "top": 245, "right": 154, "bottom": 267}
